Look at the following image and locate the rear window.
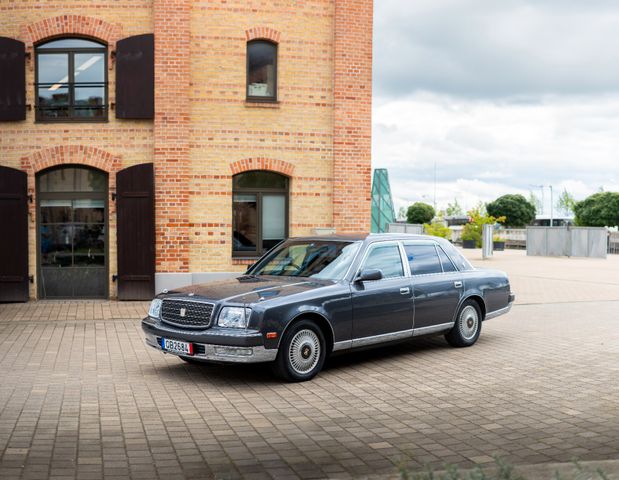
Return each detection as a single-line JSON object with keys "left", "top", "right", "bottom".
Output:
{"left": 403, "top": 244, "right": 442, "bottom": 276}
{"left": 441, "top": 242, "right": 474, "bottom": 271}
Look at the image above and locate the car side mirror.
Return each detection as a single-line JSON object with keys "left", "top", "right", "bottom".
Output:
{"left": 355, "top": 269, "right": 383, "bottom": 282}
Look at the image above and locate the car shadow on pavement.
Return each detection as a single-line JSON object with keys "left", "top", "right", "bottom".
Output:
{"left": 148, "top": 336, "right": 458, "bottom": 385}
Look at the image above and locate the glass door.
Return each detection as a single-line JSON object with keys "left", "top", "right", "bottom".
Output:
{"left": 37, "top": 167, "right": 108, "bottom": 298}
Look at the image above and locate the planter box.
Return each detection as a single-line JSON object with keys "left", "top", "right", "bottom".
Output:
{"left": 462, "top": 239, "right": 476, "bottom": 249}
{"left": 493, "top": 241, "right": 505, "bottom": 251}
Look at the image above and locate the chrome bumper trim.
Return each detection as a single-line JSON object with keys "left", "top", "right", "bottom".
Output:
{"left": 485, "top": 303, "right": 513, "bottom": 320}
{"left": 144, "top": 333, "right": 277, "bottom": 364}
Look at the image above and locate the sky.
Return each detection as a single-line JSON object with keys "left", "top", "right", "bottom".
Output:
{"left": 372, "top": 0, "right": 619, "bottom": 216}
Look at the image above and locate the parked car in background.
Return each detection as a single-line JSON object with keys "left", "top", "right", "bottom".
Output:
{"left": 143, "top": 234, "right": 515, "bottom": 381}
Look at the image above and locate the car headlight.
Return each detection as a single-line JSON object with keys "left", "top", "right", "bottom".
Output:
{"left": 148, "top": 299, "right": 162, "bottom": 319}
{"left": 217, "top": 307, "right": 251, "bottom": 328}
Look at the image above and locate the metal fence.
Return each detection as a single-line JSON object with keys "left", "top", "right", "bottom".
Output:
{"left": 526, "top": 227, "right": 608, "bottom": 258}
{"left": 610, "top": 232, "right": 619, "bottom": 254}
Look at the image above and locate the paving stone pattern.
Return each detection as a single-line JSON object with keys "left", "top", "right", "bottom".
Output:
{"left": 1, "top": 250, "right": 618, "bottom": 479}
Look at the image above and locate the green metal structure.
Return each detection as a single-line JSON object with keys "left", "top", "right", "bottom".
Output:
{"left": 370, "top": 168, "right": 396, "bottom": 233}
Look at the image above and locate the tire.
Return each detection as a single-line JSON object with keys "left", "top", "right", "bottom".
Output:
{"left": 445, "top": 299, "right": 482, "bottom": 347}
{"left": 273, "top": 319, "right": 326, "bottom": 382}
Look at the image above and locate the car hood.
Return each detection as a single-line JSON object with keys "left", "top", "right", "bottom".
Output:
{"left": 162, "top": 275, "right": 337, "bottom": 305}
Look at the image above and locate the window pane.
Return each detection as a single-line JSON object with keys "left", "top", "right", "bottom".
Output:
{"left": 39, "top": 168, "right": 106, "bottom": 193}
{"left": 363, "top": 244, "right": 404, "bottom": 278}
{"left": 73, "top": 199, "right": 105, "bottom": 223}
{"left": 40, "top": 199, "right": 72, "bottom": 223}
{"left": 437, "top": 246, "right": 457, "bottom": 272}
{"left": 404, "top": 244, "right": 443, "bottom": 275}
{"left": 248, "top": 41, "right": 276, "bottom": 98}
{"left": 233, "top": 194, "right": 258, "bottom": 252}
{"left": 73, "top": 255, "right": 105, "bottom": 266}
{"left": 74, "top": 86, "right": 106, "bottom": 117}
{"left": 262, "top": 195, "right": 286, "bottom": 250}
{"left": 37, "top": 54, "right": 69, "bottom": 84}
{"left": 41, "top": 225, "right": 73, "bottom": 266}
{"left": 74, "top": 53, "right": 105, "bottom": 82}
{"left": 233, "top": 171, "right": 288, "bottom": 190}
{"left": 38, "top": 38, "right": 105, "bottom": 49}
{"left": 73, "top": 225, "right": 105, "bottom": 254}
{"left": 38, "top": 86, "right": 69, "bottom": 106}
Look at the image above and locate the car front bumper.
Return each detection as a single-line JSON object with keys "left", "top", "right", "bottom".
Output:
{"left": 141, "top": 316, "right": 278, "bottom": 364}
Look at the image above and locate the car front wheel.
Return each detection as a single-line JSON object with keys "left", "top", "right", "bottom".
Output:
{"left": 445, "top": 300, "right": 482, "bottom": 347}
{"left": 273, "top": 319, "right": 326, "bottom": 382}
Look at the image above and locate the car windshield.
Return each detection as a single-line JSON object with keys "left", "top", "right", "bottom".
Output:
{"left": 248, "top": 241, "right": 361, "bottom": 280}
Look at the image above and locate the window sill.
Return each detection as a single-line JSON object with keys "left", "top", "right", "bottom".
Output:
{"left": 245, "top": 100, "right": 280, "bottom": 109}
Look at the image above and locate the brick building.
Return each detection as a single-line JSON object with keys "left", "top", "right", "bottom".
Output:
{"left": 0, "top": 0, "right": 373, "bottom": 301}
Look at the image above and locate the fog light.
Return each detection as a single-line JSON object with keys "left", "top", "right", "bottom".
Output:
{"left": 214, "top": 346, "right": 253, "bottom": 357}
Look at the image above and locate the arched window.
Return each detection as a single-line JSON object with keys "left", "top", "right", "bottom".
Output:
{"left": 35, "top": 38, "right": 107, "bottom": 121}
{"left": 233, "top": 171, "right": 289, "bottom": 256}
{"left": 247, "top": 40, "right": 277, "bottom": 101}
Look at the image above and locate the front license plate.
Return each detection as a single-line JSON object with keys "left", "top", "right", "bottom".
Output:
{"left": 161, "top": 338, "right": 194, "bottom": 355}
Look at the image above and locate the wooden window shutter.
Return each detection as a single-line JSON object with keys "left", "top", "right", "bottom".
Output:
{"left": 0, "top": 37, "right": 26, "bottom": 122}
{"left": 115, "top": 34, "right": 154, "bottom": 119}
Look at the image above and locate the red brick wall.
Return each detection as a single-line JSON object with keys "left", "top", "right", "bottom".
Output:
{"left": 333, "top": 0, "right": 373, "bottom": 233}
{"left": 153, "top": 0, "right": 191, "bottom": 273}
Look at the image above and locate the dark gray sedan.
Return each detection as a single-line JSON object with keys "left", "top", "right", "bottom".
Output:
{"left": 142, "top": 234, "right": 515, "bottom": 381}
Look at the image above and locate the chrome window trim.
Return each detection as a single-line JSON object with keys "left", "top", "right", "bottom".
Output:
{"left": 401, "top": 241, "right": 447, "bottom": 278}
{"left": 353, "top": 240, "right": 406, "bottom": 282}
{"left": 436, "top": 244, "right": 458, "bottom": 273}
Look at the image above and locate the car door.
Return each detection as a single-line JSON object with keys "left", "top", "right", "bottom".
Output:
{"left": 351, "top": 241, "right": 414, "bottom": 343}
{"left": 402, "top": 242, "right": 463, "bottom": 331}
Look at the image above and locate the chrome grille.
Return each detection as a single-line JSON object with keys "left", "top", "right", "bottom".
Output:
{"left": 161, "top": 299, "right": 214, "bottom": 328}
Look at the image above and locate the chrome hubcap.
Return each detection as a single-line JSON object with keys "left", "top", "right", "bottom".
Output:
{"left": 459, "top": 306, "right": 479, "bottom": 340}
{"left": 288, "top": 329, "right": 321, "bottom": 375}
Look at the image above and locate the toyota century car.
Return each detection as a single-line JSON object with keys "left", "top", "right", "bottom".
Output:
{"left": 142, "top": 234, "right": 515, "bottom": 381}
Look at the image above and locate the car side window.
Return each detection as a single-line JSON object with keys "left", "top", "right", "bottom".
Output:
{"left": 437, "top": 246, "right": 457, "bottom": 272}
{"left": 362, "top": 244, "right": 404, "bottom": 278}
{"left": 404, "top": 244, "right": 443, "bottom": 276}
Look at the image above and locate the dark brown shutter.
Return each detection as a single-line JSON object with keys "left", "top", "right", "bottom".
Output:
{"left": 116, "top": 163, "right": 155, "bottom": 300}
{"left": 0, "top": 37, "right": 26, "bottom": 122}
{"left": 0, "top": 166, "right": 28, "bottom": 302}
{"left": 115, "top": 34, "right": 154, "bottom": 119}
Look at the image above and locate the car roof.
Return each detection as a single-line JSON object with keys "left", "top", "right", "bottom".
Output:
{"left": 288, "top": 233, "right": 447, "bottom": 244}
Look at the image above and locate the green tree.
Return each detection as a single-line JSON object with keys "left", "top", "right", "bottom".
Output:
{"left": 486, "top": 194, "right": 536, "bottom": 227}
{"left": 556, "top": 189, "right": 576, "bottom": 216}
{"left": 528, "top": 191, "right": 542, "bottom": 213}
{"left": 406, "top": 202, "right": 435, "bottom": 224}
{"left": 445, "top": 198, "right": 463, "bottom": 216}
{"left": 573, "top": 192, "right": 619, "bottom": 227}
{"left": 461, "top": 206, "right": 505, "bottom": 247}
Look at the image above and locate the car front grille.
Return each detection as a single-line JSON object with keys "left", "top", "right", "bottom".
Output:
{"left": 161, "top": 299, "right": 215, "bottom": 328}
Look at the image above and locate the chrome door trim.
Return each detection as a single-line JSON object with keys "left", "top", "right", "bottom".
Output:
{"left": 332, "top": 340, "right": 352, "bottom": 351}
{"left": 485, "top": 304, "right": 513, "bottom": 320}
{"left": 351, "top": 329, "right": 414, "bottom": 348}
{"left": 412, "top": 322, "right": 454, "bottom": 336}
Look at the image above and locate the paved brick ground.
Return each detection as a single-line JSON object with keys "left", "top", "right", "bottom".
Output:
{"left": 0, "top": 250, "right": 618, "bottom": 479}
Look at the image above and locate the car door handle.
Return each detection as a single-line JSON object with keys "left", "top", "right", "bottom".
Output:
{"left": 454, "top": 281, "right": 463, "bottom": 288}
{"left": 400, "top": 287, "right": 410, "bottom": 295}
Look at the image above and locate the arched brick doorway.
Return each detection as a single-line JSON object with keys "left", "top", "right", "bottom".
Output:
{"left": 37, "top": 165, "right": 108, "bottom": 298}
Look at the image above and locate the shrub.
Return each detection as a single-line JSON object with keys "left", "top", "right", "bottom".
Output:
{"left": 424, "top": 221, "right": 451, "bottom": 239}
{"left": 486, "top": 194, "right": 536, "bottom": 227}
{"left": 574, "top": 191, "right": 619, "bottom": 227}
{"left": 406, "top": 202, "right": 435, "bottom": 224}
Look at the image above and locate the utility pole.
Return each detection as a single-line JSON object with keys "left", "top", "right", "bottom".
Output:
{"left": 433, "top": 159, "right": 437, "bottom": 211}
{"left": 549, "top": 185, "right": 554, "bottom": 227}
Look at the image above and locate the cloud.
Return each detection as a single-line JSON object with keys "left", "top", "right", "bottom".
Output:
{"left": 374, "top": 0, "right": 619, "bottom": 99}
{"left": 373, "top": 92, "right": 619, "bottom": 212}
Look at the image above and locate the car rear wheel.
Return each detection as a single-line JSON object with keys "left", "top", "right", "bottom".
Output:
{"left": 445, "top": 300, "right": 482, "bottom": 347}
{"left": 273, "top": 319, "right": 326, "bottom": 382}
